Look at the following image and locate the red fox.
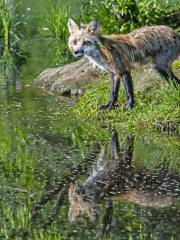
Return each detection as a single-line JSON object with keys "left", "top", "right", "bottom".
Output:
{"left": 68, "top": 19, "right": 180, "bottom": 110}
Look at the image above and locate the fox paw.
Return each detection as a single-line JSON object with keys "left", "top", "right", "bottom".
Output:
{"left": 100, "top": 102, "right": 116, "bottom": 111}
{"left": 125, "top": 102, "right": 134, "bottom": 110}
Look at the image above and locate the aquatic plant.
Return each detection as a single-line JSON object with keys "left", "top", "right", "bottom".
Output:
{"left": 0, "top": 0, "right": 12, "bottom": 51}
{"left": 48, "top": 37, "right": 73, "bottom": 66}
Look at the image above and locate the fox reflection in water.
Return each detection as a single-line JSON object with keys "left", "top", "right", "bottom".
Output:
{"left": 69, "top": 130, "right": 180, "bottom": 223}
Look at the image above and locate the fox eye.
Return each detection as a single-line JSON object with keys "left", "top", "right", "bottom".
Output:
{"left": 72, "top": 39, "right": 77, "bottom": 45}
{"left": 83, "top": 41, "right": 91, "bottom": 46}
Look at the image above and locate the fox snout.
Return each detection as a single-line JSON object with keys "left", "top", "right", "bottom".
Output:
{"left": 75, "top": 186, "right": 85, "bottom": 195}
{"left": 73, "top": 48, "right": 84, "bottom": 58}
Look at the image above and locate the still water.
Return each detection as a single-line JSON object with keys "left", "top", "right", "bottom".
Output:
{"left": 0, "top": 1, "right": 180, "bottom": 239}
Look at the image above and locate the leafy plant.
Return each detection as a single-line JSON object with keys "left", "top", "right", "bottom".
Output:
{"left": 80, "top": 0, "right": 180, "bottom": 33}
{"left": 46, "top": 0, "right": 71, "bottom": 39}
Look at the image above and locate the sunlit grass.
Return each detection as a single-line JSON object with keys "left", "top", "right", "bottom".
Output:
{"left": 75, "top": 73, "right": 180, "bottom": 133}
{"left": 0, "top": 205, "right": 62, "bottom": 239}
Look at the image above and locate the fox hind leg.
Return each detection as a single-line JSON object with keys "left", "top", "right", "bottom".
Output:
{"left": 154, "top": 66, "right": 170, "bottom": 82}
{"left": 155, "top": 65, "right": 180, "bottom": 86}
{"left": 154, "top": 54, "right": 180, "bottom": 85}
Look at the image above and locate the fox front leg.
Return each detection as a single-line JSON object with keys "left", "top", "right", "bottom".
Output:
{"left": 100, "top": 73, "right": 120, "bottom": 111}
{"left": 122, "top": 72, "right": 134, "bottom": 109}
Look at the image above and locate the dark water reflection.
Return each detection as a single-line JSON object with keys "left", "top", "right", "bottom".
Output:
{"left": 31, "top": 130, "right": 180, "bottom": 240}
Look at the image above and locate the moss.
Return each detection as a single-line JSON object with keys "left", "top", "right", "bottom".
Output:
{"left": 173, "top": 60, "right": 180, "bottom": 69}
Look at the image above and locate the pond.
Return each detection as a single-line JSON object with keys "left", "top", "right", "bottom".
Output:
{"left": 0, "top": 1, "right": 180, "bottom": 239}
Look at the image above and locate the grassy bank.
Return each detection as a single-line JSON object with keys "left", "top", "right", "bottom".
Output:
{"left": 75, "top": 69, "right": 180, "bottom": 133}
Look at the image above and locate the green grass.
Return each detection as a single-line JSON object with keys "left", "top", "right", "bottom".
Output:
{"left": 0, "top": 204, "right": 62, "bottom": 240}
{"left": 75, "top": 73, "right": 180, "bottom": 133}
{"left": 0, "top": 0, "right": 12, "bottom": 50}
{"left": 46, "top": 0, "right": 71, "bottom": 39}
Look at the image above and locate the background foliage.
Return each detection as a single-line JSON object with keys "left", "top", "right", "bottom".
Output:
{"left": 80, "top": 0, "right": 180, "bottom": 33}
{"left": 46, "top": 0, "right": 180, "bottom": 38}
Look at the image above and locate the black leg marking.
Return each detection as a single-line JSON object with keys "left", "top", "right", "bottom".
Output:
{"left": 122, "top": 72, "right": 134, "bottom": 109}
{"left": 100, "top": 74, "right": 120, "bottom": 111}
{"left": 155, "top": 66, "right": 170, "bottom": 83}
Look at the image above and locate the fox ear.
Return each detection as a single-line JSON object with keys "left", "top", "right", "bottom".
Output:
{"left": 68, "top": 18, "right": 79, "bottom": 34}
{"left": 87, "top": 20, "right": 100, "bottom": 33}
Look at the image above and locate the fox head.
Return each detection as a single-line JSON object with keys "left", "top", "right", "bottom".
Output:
{"left": 68, "top": 184, "right": 99, "bottom": 222}
{"left": 68, "top": 18, "right": 100, "bottom": 58}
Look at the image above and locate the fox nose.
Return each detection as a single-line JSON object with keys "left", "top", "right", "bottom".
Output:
{"left": 75, "top": 187, "right": 81, "bottom": 194}
{"left": 75, "top": 187, "right": 85, "bottom": 195}
{"left": 74, "top": 48, "right": 84, "bottom": 57}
